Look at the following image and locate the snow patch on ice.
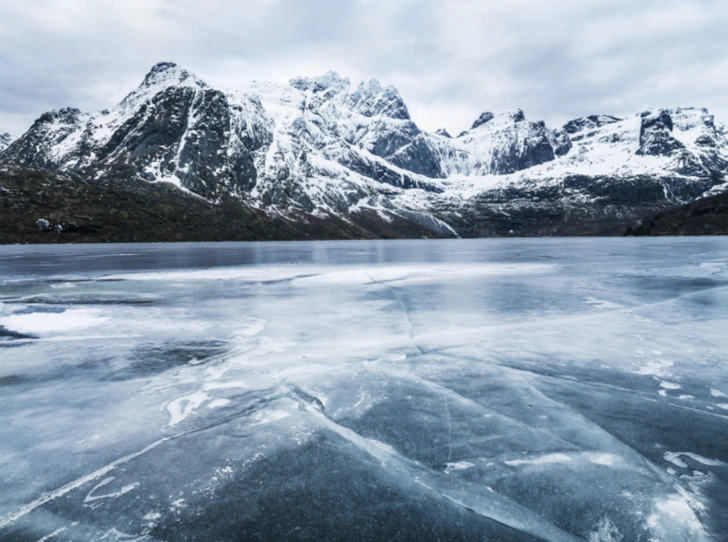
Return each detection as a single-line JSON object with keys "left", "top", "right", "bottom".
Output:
{"left": 505, "top": 453, "right": 572, "bottom": 467}
{"left": 505, "top": 452, "right": 625, "bottom": 469}
{"left": 660, "top": 381, "right": 681, "bottom": 390}
{"left": 584, "top": 453, "right": 621, "bottom": 467}
{"left": 444, "top": 461, "right": 475, "bottom": 474}
{"left": 351, "top": 391, "right": 377, "bottom": 413}
{"left": 207, "top": 399, "right": 231, "bottom": 409}
{"left": 665, "top": 451, "right": 727, "bottom": 468}
{"left": 251, "top": 409, "right": 290, "bottom": 426}
{"left": 142, "top": 511, "right": 161, "bottom": 522}
{"left": 646, "top": 493, "right": 709, "bottom": 542}
{"left": 588, "top": 517, "right": 623, "bottom": 542}
{"left": 634, "top": 358, "right": 673, "bottom": 377}
{"left": 169, "top": 498, "right": 186, "bottom": 512}
{"left": 0, "top": 308, "right": 108, "bottom": 335}
{"left": 664, "top": 452, "right": 689, "bottom": 468}
{"left": 165, "top": 391, "right": 209, "bottom": 426}
{"left": 49, "top": 282, "right": 77, "bottom": 289}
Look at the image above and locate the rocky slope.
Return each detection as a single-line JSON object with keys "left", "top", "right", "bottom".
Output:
{"left": 0, "top": 133, "right": 14, "bottom": 153}
{"left": 0, "top": 166, "right": 441, "bottom": 244}
{"left": 1, "top": 62, "right": 727, "bottom": 240}
{"left": 626, "top": 190, "right": 728, "bottom": 236}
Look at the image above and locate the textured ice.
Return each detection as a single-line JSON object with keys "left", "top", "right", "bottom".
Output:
{"left": 0, "top": 238, "right": 726, "bottom": 541}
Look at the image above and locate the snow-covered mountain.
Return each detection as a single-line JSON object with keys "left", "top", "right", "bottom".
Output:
{"left": 2, "top": 62, "right": 726, "bottom": 237}
{"left": 0, "top": 132, "right": 14, "bottom": 153}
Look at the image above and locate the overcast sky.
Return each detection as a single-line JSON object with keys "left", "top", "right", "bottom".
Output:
{"left": 1, "top": 0, "right": 727, "bottom": 136}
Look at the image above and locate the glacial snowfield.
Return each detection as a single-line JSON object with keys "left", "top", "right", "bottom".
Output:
{"left": 0, "top": 238, "right": 727, "bottom": 541}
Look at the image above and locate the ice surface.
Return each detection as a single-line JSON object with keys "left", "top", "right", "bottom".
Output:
{"left": 0, "top": 238, "right": 727, "bottom": 541}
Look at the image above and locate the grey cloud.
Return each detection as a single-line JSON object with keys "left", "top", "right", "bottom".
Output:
{"left": 1, "top": 0, "right": 727, "bottom": 136}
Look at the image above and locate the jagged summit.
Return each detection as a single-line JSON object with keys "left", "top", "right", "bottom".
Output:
{"left": 466, "top": 109, "right": 526, "bottom": 133}
{"left": 471, "top": 112, "right": 494, "bottom": 130}
{"left": 289, "top": 71, "right": 350, "bottom": 93}
{"left": 344, "top": 79, "right": 410, "bottom": 120}
{"left": 147, "top": 61, "right": 181, "bottom": 75}
{"left": 507, "top": 108, "right": 526, "bottom": 122}
{"left": 110, "top": 61, "right": 211, "bottom": 123}
{"left": 141, "top": 61, "right": 198, "bottom": 86}
{"left": 37, "top": 107, "right": 84, "bottom": 124}
{"left": 563, "top": 114, "right": 622, "bottom": 135}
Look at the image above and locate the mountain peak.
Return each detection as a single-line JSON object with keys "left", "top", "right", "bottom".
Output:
{"left": 471, "top": 112, "right": 495, "bottom": 129}
{"left": 470, "top": 109, "right": 526, "bottom": 132}
{"left": 359, "top": 78, "right": 382, "bottom": 93}
{"left": 36, "top": 108, "right": 84, "bottom": 126}
{"left": 562, "top": 114, "right": 622, "bottom": 134}
{"left": 141, "top": 61, "right": 199, "bottom": 89}
{"left": 506, "top": 108, "right": 526, "bottom": 122}
{"left": 289, "top": 71, "right": 350, "bottom": 93}
{"left": 345, "top": 79, "right": 410, "bottom": 120}
{"left": 150, "top": 61, "right": 179, "bottom": 73}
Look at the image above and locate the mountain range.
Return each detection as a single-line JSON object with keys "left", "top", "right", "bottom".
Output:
{"left": 1, "top": 61, "right": 727, "bottom": 242}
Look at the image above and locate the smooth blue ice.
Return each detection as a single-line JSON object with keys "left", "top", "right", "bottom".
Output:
{"left": 1, "top": 238, "right": 727, "bottom": 541}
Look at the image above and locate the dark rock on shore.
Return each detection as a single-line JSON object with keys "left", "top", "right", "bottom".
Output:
{"left": 626, "top": 189, "right": 728, "bottom": 236}
{"left": 0, "top": 166, "right": 447, "bottom": 244}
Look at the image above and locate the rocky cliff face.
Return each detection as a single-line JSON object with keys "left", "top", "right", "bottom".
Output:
{"left": 1, "top": 62, "right": 727, "bottom": 239}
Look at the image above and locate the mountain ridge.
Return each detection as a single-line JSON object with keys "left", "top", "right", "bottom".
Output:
{"left": 1, "top": 61, "right": 726, "bottom": 240}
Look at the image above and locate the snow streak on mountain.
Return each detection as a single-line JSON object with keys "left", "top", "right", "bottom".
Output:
{"left": 1, "top": 62, "right": 727, "bottom": 237}
{"left": 0, "top": 133, "right": 14, "bottom": 153}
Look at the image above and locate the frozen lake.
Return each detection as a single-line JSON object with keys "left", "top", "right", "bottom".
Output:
{"left": 1, "top": 238, "right": 727, "bottom": 541}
